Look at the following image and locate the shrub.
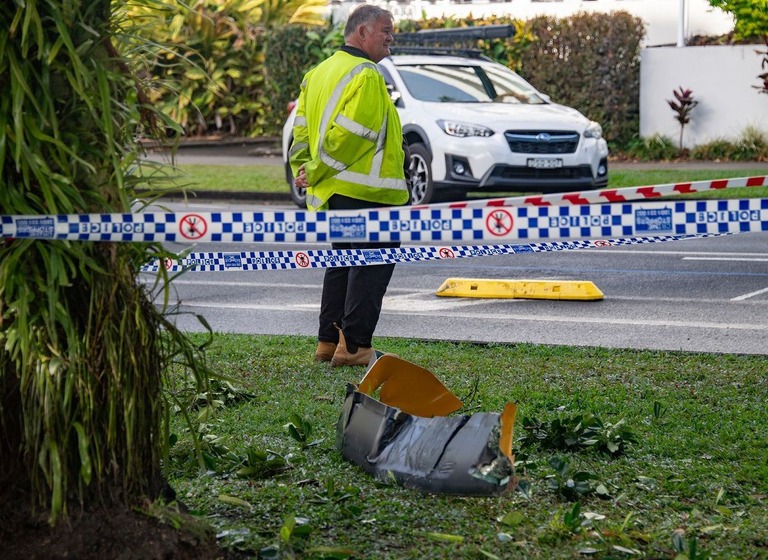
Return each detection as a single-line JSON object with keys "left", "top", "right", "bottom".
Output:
{"left": 691, "top": 126, "right": 768, "bottom": 161}
{"left": 126, "top": 9, "right": 646, "bottom": 142}
{"left": 517, "top": 12, "right": 645, "bottom": 147}
{"left": 690, "top": 138, "right": 738, "bottom": 161}
{"left": 734, "top": 124, "right": 768, "bottom": 160}
{"left": 624, "top": 134, "right": 679, "bottom": 161}
{"left": 397, "top": 12, "right": 644, "bottom": 148}
{"left": 707, "top": 0, "right": 768, "bottom": 41}
{"left": 263, "top": 23, "right": 344, "bottom": 134}
{"left": 123, "top": 0, "right": 270, "bottom": 137}
{"left": 123, "top": 0, "right": 327, "bottom": 138}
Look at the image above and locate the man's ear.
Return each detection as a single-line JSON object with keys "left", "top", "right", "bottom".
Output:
{"left": 357, "top": 24, "right": 367, "bottom": 40}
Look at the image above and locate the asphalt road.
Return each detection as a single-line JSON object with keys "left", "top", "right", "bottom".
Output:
{"left": 143, "top": 200, "right": 768, "bottom": 356}
{"left": 139, "top": 148, "right": 768, "bottom": 355}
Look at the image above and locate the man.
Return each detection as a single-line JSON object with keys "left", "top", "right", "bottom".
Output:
{"left": 289, "top": 5, "right": 410, "bottom": 367}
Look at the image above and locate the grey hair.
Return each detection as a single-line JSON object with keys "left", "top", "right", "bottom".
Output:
{"left": 344, "top": 5, "right": 393, "bottom": 38}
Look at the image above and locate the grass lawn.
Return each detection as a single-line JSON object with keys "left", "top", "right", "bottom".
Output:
{"left": 140, "top": 163, "right": 768, "bottom": 199}
{"left": 166, "top": 335, "right": 768, "bottom": 559}
{"left": 154, "top": 161, "right": 767, "bottom": 558}
{"left": 139, "top": 162, "right": 287, "bottom": 193}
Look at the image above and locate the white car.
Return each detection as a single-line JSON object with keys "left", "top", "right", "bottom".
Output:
{"left": 282, "top": 52, "right": 609, "bottom": 206}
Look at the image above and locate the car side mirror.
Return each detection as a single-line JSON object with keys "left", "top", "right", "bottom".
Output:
{"left": 387, "top": 84, "right": 402, "bottom": 106}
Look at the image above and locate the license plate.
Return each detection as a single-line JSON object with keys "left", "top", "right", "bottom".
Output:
{"left": 527, "top": 158, "right": 563, "bottom": 169}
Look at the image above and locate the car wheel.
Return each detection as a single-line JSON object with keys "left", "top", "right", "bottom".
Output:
{"left": 408, "top": 143, "right": 435, "bottom": 205}
{"left": 285, "top": 162, "right": 307, "bottom": 208}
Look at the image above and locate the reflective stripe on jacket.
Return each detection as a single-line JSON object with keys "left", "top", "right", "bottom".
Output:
{"left": 290, "top": 51, "right": 409, "bottom": 211}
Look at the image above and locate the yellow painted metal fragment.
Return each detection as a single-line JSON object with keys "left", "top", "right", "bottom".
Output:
{"left": 498, "top": 402, "right": 518, "bottom": 461}
{"left": 357, "top": 354, "right": 462, "bottom": 417}
{"left": 435, "top": 278, "right": 604, "bottom": 301}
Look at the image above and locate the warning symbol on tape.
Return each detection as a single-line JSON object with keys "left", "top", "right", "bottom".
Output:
{"left": 295, "top": 252, "right": 310, "bottom": 268}
{"left": 593, "top": 240, "right": 612, "bottom": 247}
{"left": 180, "top": 214, "right": 208, "bottom": 240}
{"left": 486, "top": 209, "right": 514, "bottom": 237}
{"left": 439, "top": 247, "right": 455, "bottom": 259}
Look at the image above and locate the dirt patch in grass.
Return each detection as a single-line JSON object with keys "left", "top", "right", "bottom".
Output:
{"left": 0, "top": 491, "right": 229, "bottom": 560}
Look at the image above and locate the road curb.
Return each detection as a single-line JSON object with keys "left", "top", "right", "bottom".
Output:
{"left": 435, "top": 278, "right": 604, "bottom": 301}
{"left": 136, "top": 189, "right": 289, "bottom": 202}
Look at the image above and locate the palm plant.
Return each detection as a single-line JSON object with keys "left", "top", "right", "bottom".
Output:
{"left": 0, "top": 0, "right": 210, "bottom": 524}
{"left": 122, "top": 0, "right": 328, "bottom": 137}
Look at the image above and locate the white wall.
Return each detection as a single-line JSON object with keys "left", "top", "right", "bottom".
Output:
{"left": 640, "top": 45, "right": 768, "bottom": 148}
{"left": 333, "top": 0, "right": 735, "bottom": 47}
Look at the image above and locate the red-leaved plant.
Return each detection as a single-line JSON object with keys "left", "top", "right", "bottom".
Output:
{"left": 667, "top": 87, "right": 698, "bottom": 151}
{"left": 755, "top": 36, "right": 768, "bottom": 95}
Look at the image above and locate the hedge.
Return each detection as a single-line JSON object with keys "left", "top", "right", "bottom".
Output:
{"left": 130, "top": 10, "right": 646, "bottom": 148}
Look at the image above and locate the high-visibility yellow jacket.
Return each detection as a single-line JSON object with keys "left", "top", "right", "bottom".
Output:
{"left": 289, "top": 50, "right": 409, "bottom": 211}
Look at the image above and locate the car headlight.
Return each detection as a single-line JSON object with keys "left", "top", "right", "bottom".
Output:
{"left": 584, "top": 121, "right": 603, "bottom": 139}
{"left": 437, "top": 120, "right": 494, "bottom": 138}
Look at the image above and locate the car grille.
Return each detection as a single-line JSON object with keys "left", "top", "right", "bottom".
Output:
{"left": 504, "top": 130, "right": 580, "bottom": 154}
{"left": 492, "top": 165, "right": 593, "bottom": 180}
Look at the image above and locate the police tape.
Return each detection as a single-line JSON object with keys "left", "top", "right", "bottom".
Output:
{"left": 3, "top": 198, "right": 767, "bottom": 244}
{"left": 437, "top": 175, "right": 767, "bottom": 209}
{"left": 141, "top": 232, "right": 733, "bottom": 273}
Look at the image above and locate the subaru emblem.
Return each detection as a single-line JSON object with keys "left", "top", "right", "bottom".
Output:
{"left": 536, "top": 133, "right": 552, "bottom": 142}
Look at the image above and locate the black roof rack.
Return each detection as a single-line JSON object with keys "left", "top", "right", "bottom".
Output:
{"left": 393, "top": 24, "right": 515, "bottom": 46}
{"left": 389, "top": 46, "right": 486, "bottom": 58}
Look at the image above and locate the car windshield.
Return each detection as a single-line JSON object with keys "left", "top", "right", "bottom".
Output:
{"left": 396, "top": 63, "right": 547, "bottom": 104}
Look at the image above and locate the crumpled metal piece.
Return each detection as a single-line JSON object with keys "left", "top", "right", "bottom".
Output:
{"left": 336, "top": 354, "right": 517, "bottom": 496}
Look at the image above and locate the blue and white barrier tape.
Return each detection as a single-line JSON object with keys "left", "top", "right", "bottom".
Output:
{"left": 3, "top": 199, "right": 767, "bottom": 244}
{"left": 140, "top": 232, "right": 732, "bottom": 273}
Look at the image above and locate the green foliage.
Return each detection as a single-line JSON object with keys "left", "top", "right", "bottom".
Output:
{"left": 263, "top": 22, "right": 344, "bottom": 134}
{"left": 397, "top": 12, "right": 643, "bottom": 148}
{"left": 395, "top": 15, "right": 534, "bottom": 71}
{"left": 517, "top": 12, "right": 645, "bottom": 148}
{"left": 166, "top": 335, "right": 767, "bottom": 558}
{"left": 122, "top": 9, "right": 645, "bottom": 142}
{"left": 733, "top": 124, "right": 768, "bottom": 159}
{"left": 0, "top": 0, "right": 213, "bottom": 523}
{"left": 284, "top": 412, "right": 323, "bottom": 448}
{"left": 624, "top": 125, "right": 768, "bottom": 163}
{"left": 195, "top": 429, "right": 290, "bottom": 477}
{"left": 707, "top": 0, "right": 768, "bottom": 40}
{"left": 690, "top": 138, "right": 738, "bottom": 161}
{"left": 624, "top": 134, "right": 679, "bottom": 161}
{"left": 120, "top": 0, "right": 331, "bottom": 138}
{"left": 545, "top": 457, "right": 602, "bottom": 500}
{"left": 309, "top": 476, "right": 363, "bottom": 519}
{"left": 520, "top": 412, "right": 637, "bottom": 456}
{"left": 691, "top": 126, "right": 768, "bottom": 161}
{"left": 561, "top": 501, "right": 584, "bottom": 534}
{"left": 121, "top": 0, "right": 271, "bottom": 137}
{"left": 237, "top": 447, "right": 291, "bottom": 479}
{"left": 673, "top": 532, "right": 712, "bottom": 560}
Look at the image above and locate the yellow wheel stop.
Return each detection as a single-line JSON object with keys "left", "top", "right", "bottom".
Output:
{"left": 436, "top": 278, "right": 603, "bottom": 301}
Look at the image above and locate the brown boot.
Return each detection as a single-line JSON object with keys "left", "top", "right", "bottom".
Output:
{"left": 314, "top": 342, "right": 337, "bottom": 362}
{"left": 331, "top": 328, "right": 375, "bottom": 367}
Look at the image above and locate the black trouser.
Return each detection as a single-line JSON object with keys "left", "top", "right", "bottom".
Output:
{"left": 318, "top": 195, "right": 400, "bottom": 350}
